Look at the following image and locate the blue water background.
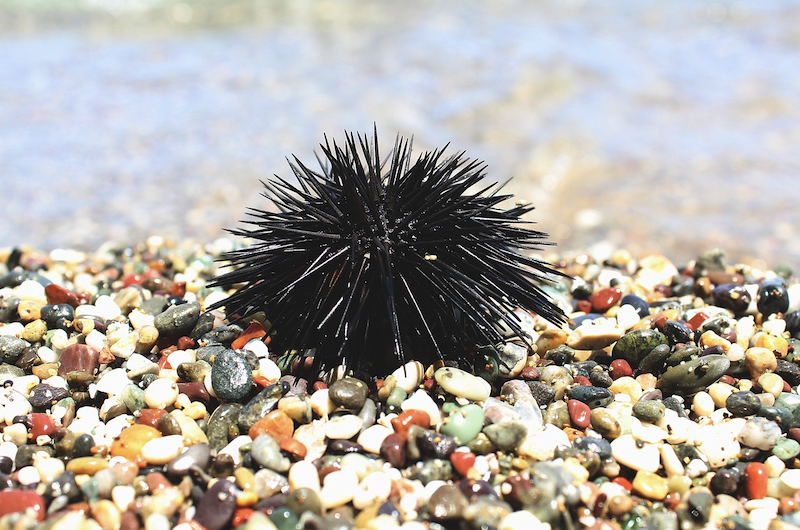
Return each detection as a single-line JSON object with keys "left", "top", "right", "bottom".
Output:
{"left": 1, "top": 0, "right": 799, "bottom": 267}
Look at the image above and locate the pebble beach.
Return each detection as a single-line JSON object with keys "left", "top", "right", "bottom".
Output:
{"left": 1, "top": 238, "right": 800, "bottom": 530}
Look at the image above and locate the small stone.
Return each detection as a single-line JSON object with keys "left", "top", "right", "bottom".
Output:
{"left": 166, "top": 443, "right": 211, "bottom": 477}
{"left": 440, "top": 404, "right": 484, "bottom": 446}
{"left": 0, "top": 490, "right": 46, "bottom": 522}
{"left": 632, "top": 470, "right": 668, "bottom": 500}
{"left": 325, "top": 415, "right": 363, "bottom": 440}
{"left": 153, "top": 301, "right": 201, "bottom": 337}
{"left": 144, "top": 378, "right": 180, "bottom": 409}
{"left": 738, "top": 417, "right": 783, "bottom": 450}
{"left": 211, "top": 349, "right": 254, "bottom": 402}
{"left": 632, "top": 400, "right": 665, "bottom": 423}
{"left": 713, "top": 283, "right": 752, "bottom": 313}
{"left": 251, "top": 434, "right": 290, "bottom": 472}
{"left": 110, "top": 425, "right": 162, "bottom": 460}
{"left": 434, "top": 367, "right": 491, "bottom": 402}
{"left": 380, "top": 433, "right": 406, "bottom": 468}
{"left": 353, "top": 471, "right": 392, "bottom": 510}
{"left": 590, "top": 408, "right": 622, "bottom": 439}
{"left": 57, "top": 344, "right": 100, "bottom": 377}
{"left": 567, "top": 323, "right": 623, "bottom": 351}
{"left": 239, "top": 382, "right": 288, "bottom": 432}
{"left": 567, "top": 399, "right": 591, "bottom": 429}
{"left": 745, "top": 462, "right": 768, "bottom": 500}
{"left": 483, "top": 420, "right": 527, "bottom": 452}
{"left": 319, "top": 469, "right": 359, "bottom": 509}
{"left": 194, "top": 478, "right": 239, "bottom": 530}
{"left": 660, "top": 355, "right": 730, "bottom": 394}
{"left": 745, "top": 347, "right": 778, "bottom": 379}
{"left": 772, "top": 437, "right": 800, "bottom": 460}
{"left": 249, "top": 409, "right": 294, "bottom": 442}
{"left": 726, "top": 391, "right": 763, "bottom": 417}
{"left": 612, "top": 329, "right": 668, "bottom": 368}
{"left": 328, "top": 377, "right": 369, "bottom": 410}
{"left": 428, "top": 483, "right": 469, "bottom": 521}
{"left": 391, "top": 361, "right": 425, "bottom": 393}
{"left": 610, "top": 434, "right": 660, "bottom": 472}
{"left": 141, "top": 435, "right": 185, "bottom": 465}
{"left": 357, "top": 424, "right": 393, "bottom": 454}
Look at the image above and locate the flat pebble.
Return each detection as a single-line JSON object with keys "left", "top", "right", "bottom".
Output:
{"left": 141, "top": 435, "right": 184, "bottom": 465}
{"left": 434, "top": 367, "right": 491, "bottom": 402}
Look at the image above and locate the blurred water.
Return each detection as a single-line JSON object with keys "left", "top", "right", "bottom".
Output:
{"left": 1, "top": 0, "right": 799, "bottom": 268}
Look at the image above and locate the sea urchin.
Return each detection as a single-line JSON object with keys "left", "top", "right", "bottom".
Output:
{"left": 209, "top": 130, "right": 566, "bottom": 375}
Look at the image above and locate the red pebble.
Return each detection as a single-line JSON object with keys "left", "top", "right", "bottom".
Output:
{"left": 27, "top": 413, "right": 55, "bottom": 439}
{"left": 686, "top": 311, "right": 710, "bottom": 331}
{"left": 169, "top": 281, "right": 187, "bottom": 297}
{"left": 519, "top": 366, "right": 540, "bottom": 380}
{"left": 567, "top": 399, "right": 591, "bottom": 429}
{"left": 450, "top": 450, "right": 476, "bottom": 476}
{"left": 576, "top": 300, "right": 593, "bottom": 314}
{"left": 573, "top": 375, "right": 592, "bottom": 387}
{"left": 312, "top": 381, "right": 327, "bottom": 392}
{"left": 177, "top": 336, "right": 195, "bottom": 350}
{"left": 157, "top": 356, "right": 172, "bottom": 370}
{"left": 121, "top": 273, "right": 145, "bottom": 287}
{"left": 591, "top": 287, "right": 622, "bottom": 313}
{"left": 718, "top": 375, "right": 737, "bottom": 386}
{"left": 391, "top": 410, "right": 431, "bottom": 440}
{"left": 745, "top": 462, "right": 768, "bottom": 500}
{"left": 231, "top": 321, "right": 267, "bottom": 350}
{"left": 423, "top": 377, "right": 437, "bottom": 392}
{"left": 44, "top": 283, "right": 81, "bottom": 307}
{"left": 609, "top": 359, "right": 632, "bottom": 380}
{"left": 232, "top": 508, "right": 254, "bottom": 527}
{"left": 652, "top": 314, "right": 669, "bottom": 330}
{"left": 138, "top": 409, "right": 167, "bottom": 428}
{"left": 612, "top": 477, "right": 632, "bottom": 492}
{"left": 0, "top": 490, "right": 46, "bottom": 521}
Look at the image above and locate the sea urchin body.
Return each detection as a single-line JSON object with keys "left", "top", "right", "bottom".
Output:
{"left": 209, "top": 130, "right": 566, "bottom": 375}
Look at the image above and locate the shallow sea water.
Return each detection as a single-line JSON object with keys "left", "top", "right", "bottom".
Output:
{"left": 1, "top": 0, "right": 799, "bottom": 268}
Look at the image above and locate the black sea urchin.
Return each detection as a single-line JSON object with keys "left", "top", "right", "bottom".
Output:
{"left": 209, "top": 130, "right": 566, "bottom": 375}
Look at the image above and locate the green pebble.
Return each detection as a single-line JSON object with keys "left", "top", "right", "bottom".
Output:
{"left": 632, "top": 400, "right": 665, "bottom": 423}
{"left": 440, "top": 404, "right": 484, "bottom": 446}
{"left": 467, "top": 433, "right": 495, "bottom": 455}
{"left": 483, "top": 420, "right": 527, "bottom": 452}
{"left": 386, "top": 386, "right": 407, "bottom": 408}
{"left": 269, "top": 506, "right": 299, "bottom": 530}
{"left": 612, "top": 329, "right": 667, "bottom": 368}
{"left": 772, "top": 437, "right": 800, "bottom": 460}
{"left": 121, "top": 384, "right": 146, "bottom": 412}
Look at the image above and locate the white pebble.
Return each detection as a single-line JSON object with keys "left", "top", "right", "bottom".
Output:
{"left": 288, "top": 460, "right": 321, "bottom": 493}
{"left": 3, "top": 423, "right": 28, "bottom": 446}
{"left": 726, "top": 343, "right": 745, "bottom": 362}
{"left": 13, "top": 280, "right": 47, "bottom": 304}
{"left": 310, "top": 389, "right": 335, "bottom": 418}
{"left": 353, "top": 471, "right": 392, "bottom": 509}
{"left": 112, "top": 485, "right": 136, "bottom": 511}
{"left": 357, "top": 424, "right": 393, "bottom": 455}
{"left": 33, "top": 454, "right": 65, "bottom": 483}
{"left": 15, "top": 466, "right": 41, "bottom": 486}
{"left": 167, "top": 349, "right": 194, "bottom": 368}
{"left": 325, "top": 415, "right": 363, "bottom": 440}
{"left": 141, "top": 435, "right": 185, "bottom": 465}
{"left": 106, "top": 322, "right": 131, "bottom": 345}
{"left": 144, "top": 378, "right": 179, "bottom": 409}
{"left": 498, "top": 510, "right": 547, "bottom": 530}
{"left": 0, "top": 322, "right": 24, "bottom": 337}
{"left": 218, "top": 435, "right": 251, "bottom": 466}
{"left": 128, "top": 309, "right": 155, "bottom": 330}
{"left": 126, "top": 354, "right": 158, "bottom": 374}
{"left": 610, "top": 434, "right": 660, "bottom": 472}
{"left": 2, "top": 388, "right": 32, "bottom": 424}
{"left": 36, "top": 345, "right": 58, "bottom": 363}
{"left": 401, "top": 389, "right": 443, "bottom": 427}
{"left": 567, "top": 322, "right": 622, "bottom": 350}
{"left": 110, "top": 331, "right": 139, "bottom": 359}
{"left": 11, "top": 375, "right": 40, "bottom": 397}
{"left": 616, "top": 304, "right": 641, "bottom": 331}
{"left": 49, "top": 329, "right": 69, "bottom": 350}
{"left": 392, "top": 361, "right": 425, "bottom": 393}
{"left": 257, "top": 358, "right": 281, "bottom": 381}
{"left": 95, "top": 368, "right": 130, "bottom": 396}
{"left": 95, "top": 295, "right": 123, "bottom": 321}
{"left": 780, "top": 469, "right": 800, "bottom": 491}
{"left": 692, "top": 391, "right": 715, "bottom": 417}
{"left": 434, "top": 367, "right": 491, "bottom": 402}
{"left": 244, "top": 339, "right": 270, "bottom": 358}
{"left": 693, "top": 425, "right": 740, "bottom": 469}
{"left": 85, "top": 329, "right": 107, "bottom": 352}
{"left": 201, "top": 290, "right": 229, "bottom": 312}
{"left": 320, "top": 468, "right": 359, "bottom": 508}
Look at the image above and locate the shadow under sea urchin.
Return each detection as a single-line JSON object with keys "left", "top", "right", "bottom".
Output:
{"left": 208, "top": 129, "right": 567, "bottom": 376}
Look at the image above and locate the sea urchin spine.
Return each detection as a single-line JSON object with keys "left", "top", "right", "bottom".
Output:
{"left": 209, "top": 130, "right": 566, "bottom": 375}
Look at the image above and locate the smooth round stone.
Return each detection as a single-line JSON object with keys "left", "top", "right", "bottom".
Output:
{"left": 566, "top": 385, "right": 614, "bottom": 409}
{"left": 391, "top": 361, "right": 425, "bottom": 393}
{"left": 780, "top": 469, "right": 800, "bottom": 491}
{"left": 610, "top": 434, "right": 660, "bottom": 472}
{"left": 141, "top": 435, "right": 184, "bottom": 465}
{"left": 385, "top": 386, "right": 407, "bottom": 410}
{"left": 379, "top": 433, "right": 406, "bottom": 468}
{"left": 632, "top": 470, "right": 668, "bottom": 500}
{"left": 591, "top": 286, "right": 623, "bottom": 313}
{"left": 726, "top": 391, "right": 763, "bottom": 417}
{"left": 251, "top": 434, "right": 290, "bottom": 472}
{"left": 612, "top": 329, "right": 668, "bottom": 368}
{"left": 207, "top": 403, "right": 242, "bottom": 452}
{"left": 712, "top": 283, "right": 752, "bottom": 313}
{"left": 495, "top": 341, "right": 528, "bottom": 378}
{"left": 567, "top": 399, "right": 591, "bottom": 429}
{"left": 357, "top": 424, "right": 393, "bottom": 455}
{"left": 738, "top": 417, "right": 783, "bottom": 450}
{"left": 144, "top": 378, "right": 179, "bottom": 409}
{"left": 440, "top": 404, "right": 484, "bottom": 446}
{"left": 286, "top": 487, "right": 323, "bottom": 517}
{"left": 428, "top": 483, "right": 469, "bottom": 520}
{"left": 391, "top": 410, "right": 432, "bottom": 440}
{"left": 772, "top": 437, "right": 800, "bottom": 460}
{"left": 57, "top": 343, "right": 100, "bottom": 377}
{"left": 249, "top": 410, "right": 294, "bottom": 442}
{"left": 758, "top": 280, "right": 790, "bottom": 317}
{"left": 328, "top": 377, "right": 369, "bottom": 410}
{"left": 401, "top": 389, "right": 443, "bottom": 427}
{"left": 434, "top": 367, "right": 491, "bottom": 402}
{"left": 745, "top": 462, "right": 768, "bottom": 500}
{"left": 567, "top": 323, "right": 623, "bottom": 351}
{"left": 288, "top": 460, "right": 321, "bottom": 493}
{"left": 110, "top": 425, "right": 161, "bottom": 460}
{"left": 65, "top": 456, "right": 108, "bottom": 476}
{"left": 538, "top": 365, "right": 574, "bottom": 401}
{"left": 153, "top": 301, "right": 201, "bottom": 337}
{"left": 211, "top": 349, "right": 253, "bottom": 402}
{"left": 590, "top": 408, "right": 622, "bottom": 439}
{"left": 758, "top": 373, "right": 785, "bottom": 398}
{"left": 632, "top": 400, "right": 665, "bottom": 423}
{"left": 482, "top": 420, "right": 527, "bottom": 452}
{"left": 0, "top": 490, "right": 46, "bottom": 522}
{"left": 694, "top": 425, "right": 741, "bottom": 469}
{"left": 278, "top": 395, "right": 313, "bottom": 425}
{"left": 325, "top": 415, "right": 363, "bottom": 440}
{"left": 319, "top": 469, "right": 359, "bottom": 509}
{"left": 166, "top": 443, "right": 211, "bottom": 477}
{"left": 353, "top": 471, "right": 392, "bottom": 510}
{"left": 745, "top": 347, "right": 778, "bottom": 379}
{"left": 194, "top": 477, "right": 239, "bottom": 530}
{"left": 660, "top": 355, "right": 730, "bottom": 394}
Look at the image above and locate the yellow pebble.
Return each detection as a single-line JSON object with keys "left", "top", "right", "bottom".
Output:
{"left": 236, "top": 489, "right": 259, "bottom": 507}
{"left": 754, "top": 332, "right": 789, "bottom": 358}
